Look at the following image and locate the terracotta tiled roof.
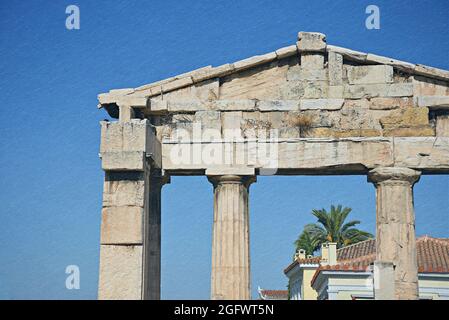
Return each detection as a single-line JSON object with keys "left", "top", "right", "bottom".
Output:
{"left": 284, "top": 256, "right": 321, "bottom": 274}
{"left": 417, "top": 236, "right": 449, "bottom": 273}
{"left": 337, "top": 239, "right": 376, "bottom": 261}
{"left": 259, "top": 289, "right": 289, "bottom": 300}
{"left": 310, "top": 236, "right": 449, "bottom": 286}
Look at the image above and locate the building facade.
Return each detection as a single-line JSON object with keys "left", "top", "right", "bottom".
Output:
{"left": 285, "top": 237, "right": 449, "bottom": 300}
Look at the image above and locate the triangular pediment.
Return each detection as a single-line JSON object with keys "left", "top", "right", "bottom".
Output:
{"left": 99, "top": 32, "right": 449, "bottom": 115}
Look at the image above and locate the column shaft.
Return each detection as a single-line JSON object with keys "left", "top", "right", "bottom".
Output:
{"left": 369, "top": 167, "right": 421, "bottom": 300}
{"left": 209, "top": 175, "right": 255, "bottom": 300}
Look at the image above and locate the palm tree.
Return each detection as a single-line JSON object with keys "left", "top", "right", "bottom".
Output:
{"left": 293, "top": 224, "right": 321, "bottom": 256}
{"left": 294, "top": 205, "right": 373, "bottom": 256}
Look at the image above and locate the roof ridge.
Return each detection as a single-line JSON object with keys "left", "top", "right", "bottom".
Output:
{"left": 417, "top": 236, "right": 449, "bottom": 246}
{"left": 98, "top": 33, "right": 449, "bottom": 104}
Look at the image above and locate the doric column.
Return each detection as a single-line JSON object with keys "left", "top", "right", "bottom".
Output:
{"left": 368, "top": 167, "right": 421, "bottom": 300}
{"left": 98, "top": 119, "right": 164, "bottom": 300}
{"left": 208, "top": 175, "right": 256, "bottom": 300}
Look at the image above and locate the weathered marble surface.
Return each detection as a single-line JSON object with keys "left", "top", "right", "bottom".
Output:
{"left": 369, "top": 167, "right": 421, "bottom": 300}
{"left": 96, "top": 31, "right": 449, "bottom": 301}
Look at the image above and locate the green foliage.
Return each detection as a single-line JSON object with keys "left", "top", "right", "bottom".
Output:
{"left": 294, "top": 205, "right": 373, "bottom": 258}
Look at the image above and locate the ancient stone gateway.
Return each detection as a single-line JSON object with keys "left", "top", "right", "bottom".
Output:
{"left": 97, "top": 32, "right": 449, "bottom": 300}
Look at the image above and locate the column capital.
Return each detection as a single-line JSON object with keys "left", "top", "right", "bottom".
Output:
{"left": 368, "top": 167, "right": 421, "bottom": 186}
{"left": 207, "top": 175, "right": 256, "bottom": 188}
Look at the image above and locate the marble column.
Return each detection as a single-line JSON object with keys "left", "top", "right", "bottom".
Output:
{"left": 368, "top": 167, "right": 421, "bottom": 300}
{"left": 208, "top": 175, "right": 256, "bottom": 300}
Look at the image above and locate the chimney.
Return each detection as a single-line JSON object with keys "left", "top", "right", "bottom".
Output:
{"left": 295, "top": 248, "right": 306, "bottom": 260}
{"left": 321, "top": 242, "right": 337, "bottom": 266}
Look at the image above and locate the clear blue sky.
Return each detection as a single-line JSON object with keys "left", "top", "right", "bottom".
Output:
{"left": 0, "top": 0, "right": 448, "bottom": 300}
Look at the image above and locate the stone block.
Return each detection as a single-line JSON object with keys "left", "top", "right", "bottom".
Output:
{"left": 149, "top": 99, "right": 168, "bottom": 113}
{"left": 276, "top": 138, "right": 393, "bottom": 170}
{"left": 436, "top": 114, "right": 449, "bottom": 136}
{"left": 195, "top": 111, "right": 222, "bottom": 131}
{"left": 101, "top": 206, "right": 143, "bottom": 245}
{"left": 382, "top": 126, "right": 435, "bottom": 137}
{"left": 379, "top": 107, "right": 429, "bottom": 129}
{"left": 257, "top": 100, "right": 300, "bottom": 111}
{"left": 366, "top": 54, "right": 415, "bottom": 73}
{"left": 328, "top": 52, "right": 343, "bottom": 86}
{"left": 414, "top": 64, "right": 449, "bottom": 82}
{"left": 327, "top": 45, "right": 367, "bottom": 62}
{"left": 117, "top": 96, "right": 148, "bottom": 108}
{"left": 347, "top": 65, "right": 394, "bottom": 85}
{"left": 103, "top": 172, "right": 146, "bottom": 207}
{"left": 167, "top": 100, "right": 202, "bottom": 112}
{"left": 307, "top": 128, "right": 382, "bottom": 138}
{"left": 284, "top": 81, "right": 329, "bottom": 99}
{"left": 300, "top": 53, "right": 324, "bottom": 70}
{"left": 393, "top": 137, "right": 449, "bottom": 170}
{"left": 100, "top": 120, "right": 148, "bottom": 153}
{"left": 300, "top": 99, "right": 344, "bottom": 110}
{"left": 386, "top": 83, "right": 414, "bottom": 97}
{"left": 275, "top": 45, "right": 298, "bottom": 59}
{"left": 413, "top": 76, "right": 449, "bottom": 96}
{"left": 369, "top": 97, "right": 413, "bottom": 110}
{"left": 101, "top": 151, "right": 146, "bottom": 171}
{"left": 266, "top": 111, "right": 286, "bottom": 128}
{"left": 192, "top": 64, "right": 235, "bottom": 82}
{"left": 233, "top": 52, "right": 277, "bottom": 72}
{"left": 328, "top": 85, "right": 344, "bottom": 98}
{"left": 98, "top": 245, "right": 143, "bottom": 300}
{"left": 191, "top": 78, "right": 220, "bottom": 102}
{"left": 299, "top": 68, "right": 328, "bottom": 81}
{"left": 161, "top": 138, "right": 395, "bottom": 172}
{"left": 214, "top": 100, "right": 256, "bottom": 111}
{"left": 344, "top": 83, "right": 413, "bottom": 99}
{"left": 374, "top": 261, "right": 396, "bottom": 300}
{"left": 279, "top": 127, "right": 300, "bottom": 139}
{"left": 222, "top": 111, "right": 243, "bottom": 140}
{"left": 416, "top": 96, "right": 449, "bottom": 108}
{"left": 161, "top": 77, "right": 193, "bottom": 93}
{"left": 172, "top": 114, "right": 195, "bottom": 123}
{"left": 297, "top": 32, "right": 326, "bottom": 52}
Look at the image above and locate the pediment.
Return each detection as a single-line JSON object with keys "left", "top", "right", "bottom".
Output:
{"left": 99, "top": 31, "right": 449, "bottom": 116}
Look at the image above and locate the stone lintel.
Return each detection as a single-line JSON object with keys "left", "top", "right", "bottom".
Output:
{"left": 163, "top": 137, "right": 449, "bottom": 173}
